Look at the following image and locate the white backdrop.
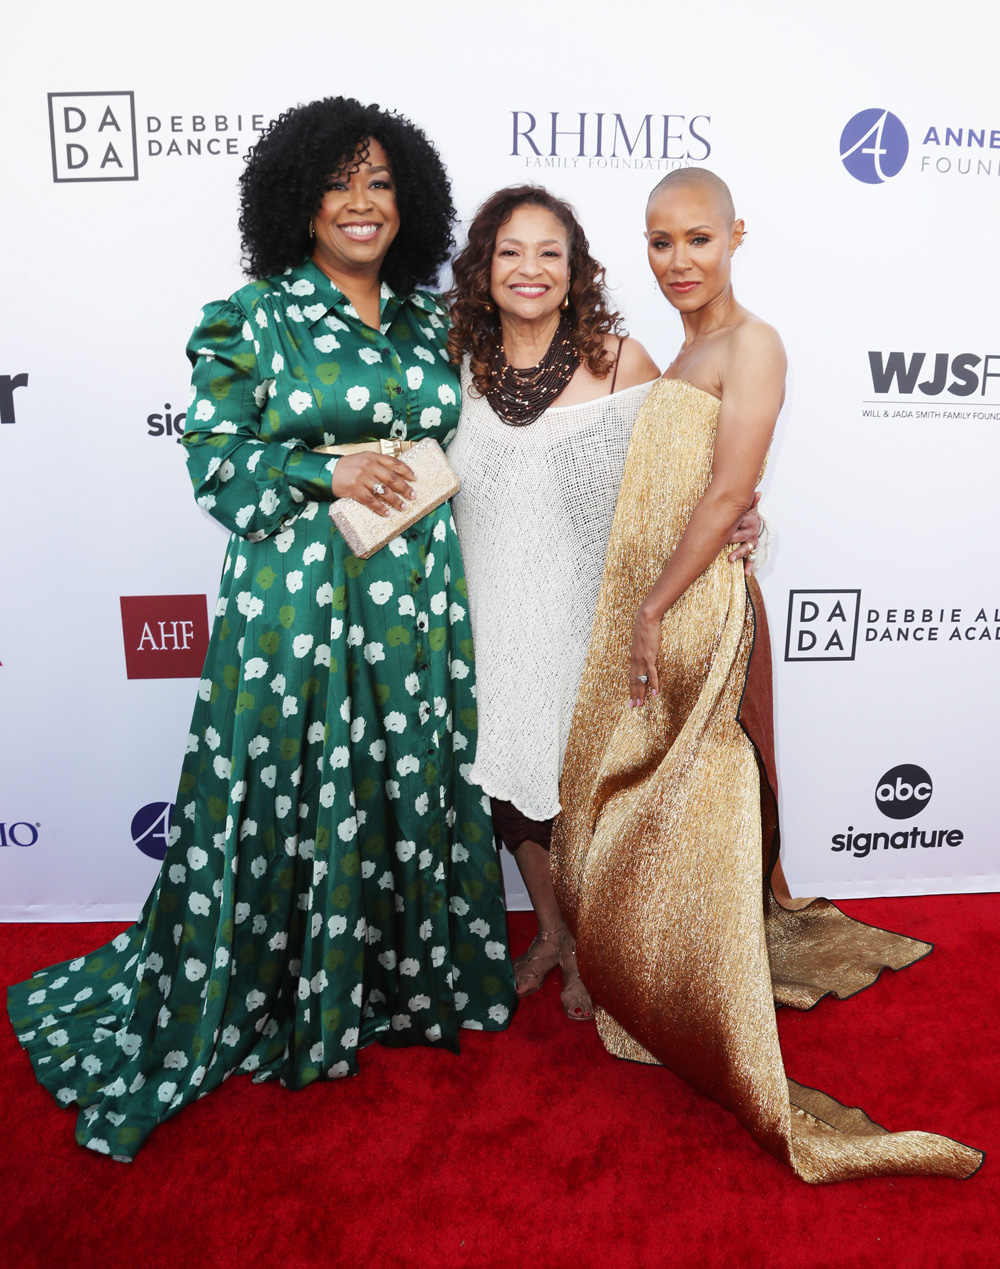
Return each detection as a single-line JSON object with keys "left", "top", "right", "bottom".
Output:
{"left": 1, "top": 0, "right": 997, "bottom": 918}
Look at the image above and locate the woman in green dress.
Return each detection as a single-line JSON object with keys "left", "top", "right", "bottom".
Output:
{"left": 6, "top": 97, "right": 515, "bottom": 1161}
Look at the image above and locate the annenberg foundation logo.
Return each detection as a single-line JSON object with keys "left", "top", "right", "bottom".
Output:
{"left": 840, "top": 108, "right": 909, "bottom": 184}
{"left": 120, "top": 595, "right": 209, "bottom": 680}
{"left": 841, "top": 109, "right": 1000, "bottom": 184}
{"left": 48, "top": 92, "right": 138, "bottom": 182}
{"left": 832, "top": 763, "right": 963, "bottom": 859}
{"left": 131, "top": 802, "right": 174, "bottom": 861}
{"left": 875, "top": 764, "right": 933, "bottom": 819}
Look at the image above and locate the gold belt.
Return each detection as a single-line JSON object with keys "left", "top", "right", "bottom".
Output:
{"left": 319, "top": 439, "right": 416, "bottom": 457}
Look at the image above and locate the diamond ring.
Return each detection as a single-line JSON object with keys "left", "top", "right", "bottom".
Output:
{"left": 637, "top": 674, "right": 649, "bottom": 684}
{"left": 372, "top": 482, "right": 386, "bottom": 496}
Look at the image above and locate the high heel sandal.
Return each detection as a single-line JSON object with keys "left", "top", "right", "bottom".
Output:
{"left": 556, "top": 930, "right": 594, "bottom": 1023}
{"left": 512, "top": 926, "right": 565, "bottom": 998}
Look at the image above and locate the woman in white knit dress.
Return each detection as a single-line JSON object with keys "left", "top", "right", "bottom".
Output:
{"left": 445, "top": 186, "right": 760, "bottom": 1018}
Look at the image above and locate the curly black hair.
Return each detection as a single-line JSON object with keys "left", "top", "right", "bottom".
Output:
{"left": 238, "top": 97, "right": 455, "bottom": 295}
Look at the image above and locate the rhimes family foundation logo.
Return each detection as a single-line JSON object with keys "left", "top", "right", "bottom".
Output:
{"left": 784, "top": 590, "right": 861, "bottom": 661}
{"left": 120, "top": 595, "right": 209, "bottom": 679}
{"left": 840, "top": 109, "right": 908, "bottom": 184}
{"left": 48, "top": 91, "right": 138, "bottom": 182}
{"left": 131, "top": 802, "right": 174, "bottom": 860}
{"left": 510, "top": 110, "right": 711, "bottom": 173}
{"left": 875, "top": 764, "right": 933, "bottom": 819}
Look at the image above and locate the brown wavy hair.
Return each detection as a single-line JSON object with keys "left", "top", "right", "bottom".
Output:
{"left": 446, "top": 185, "right": 624, "bottom": 396}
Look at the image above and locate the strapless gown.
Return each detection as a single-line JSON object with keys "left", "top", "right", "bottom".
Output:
{"left": 551, "top": 378, "right": 982, "bottom": 1183}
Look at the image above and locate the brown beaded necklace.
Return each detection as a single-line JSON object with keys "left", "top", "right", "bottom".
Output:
{"left": 486, "top": 314, "right": 580, "bottom": 426}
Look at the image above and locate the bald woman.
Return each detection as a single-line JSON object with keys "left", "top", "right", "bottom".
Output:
{"left": 551, "top": 170, "right": 982, "bottom": 1183}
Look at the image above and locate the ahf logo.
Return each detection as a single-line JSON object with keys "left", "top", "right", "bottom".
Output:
{"left": 119, "top": 594, "right": 209, "bottom": 679}
{"left": 784, "top": 590, "right": 861, "bottom": 661}
{"left": 47, "top": 91, "right": 138, "bottom": 182}
{"left": 840, "top": 109, "right": 908, "bottom": 185}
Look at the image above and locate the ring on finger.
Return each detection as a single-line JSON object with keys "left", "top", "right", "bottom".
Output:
{"left": 637, "top": 674, "right": 649, "bottom": 684}
{"left": 747, "top": 546, "right": 757, "bottom": 560}
{"left": 372, "top": 482, "right": 386, "bottom": 496}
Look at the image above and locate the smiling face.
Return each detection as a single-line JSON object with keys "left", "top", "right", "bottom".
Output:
{"left": 311, "top": 137, "right": 401, "bottom": 281}
{"left": 490, "top": 204, "right": 571, "bottom": 323}
{"left": 645, "top": 181, "right": 744, "bottom": 314}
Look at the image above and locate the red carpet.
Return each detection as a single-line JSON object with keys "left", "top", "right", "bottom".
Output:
{"left": 1, "top": 895, "right": 995, "bottom": 1268}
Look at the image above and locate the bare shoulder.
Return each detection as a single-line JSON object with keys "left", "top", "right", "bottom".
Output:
{"left": 605, "top": 333, "right": 660, "bottom": 391}
{"left": 725, "top": 315, "right": 786, "bottom": 374}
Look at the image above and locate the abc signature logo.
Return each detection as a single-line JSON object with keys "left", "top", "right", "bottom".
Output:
{"left": 131, "top": 802, "right": 174, "bottom": 860}
{"left": 840, "top": 109, "right": 909, "bottom": 184}
{"left": 875, "top": 764, "right": 932, "bottom": 819}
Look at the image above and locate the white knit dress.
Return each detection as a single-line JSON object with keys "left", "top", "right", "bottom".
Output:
{"left": 448, "top": 362, "right": 653, "bottom": 821}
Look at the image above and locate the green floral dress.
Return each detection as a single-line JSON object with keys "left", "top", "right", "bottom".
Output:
{"left": 6, "top": 257, "right": 516, "bottom": 1161}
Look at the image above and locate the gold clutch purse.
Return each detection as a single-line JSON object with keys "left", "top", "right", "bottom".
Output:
{"left": 327, "top": 437, "right": 461, "bottom": 559}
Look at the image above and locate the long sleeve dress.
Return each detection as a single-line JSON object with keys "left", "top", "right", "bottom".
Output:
{"left": 6, "top": 258, "right": 516, "bottom": 1161}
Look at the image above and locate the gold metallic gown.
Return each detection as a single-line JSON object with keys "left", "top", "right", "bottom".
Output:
{"left": 551, "top": 378, "right": 982, "bottom": 1183}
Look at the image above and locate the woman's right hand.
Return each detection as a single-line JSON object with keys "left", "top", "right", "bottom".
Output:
{"left": 319, "top": 451, "right": 416, "bottom": 516}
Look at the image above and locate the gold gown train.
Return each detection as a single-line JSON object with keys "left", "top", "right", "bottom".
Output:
{"left": 551, "top": 378, "right": 982, "bottom": 1183}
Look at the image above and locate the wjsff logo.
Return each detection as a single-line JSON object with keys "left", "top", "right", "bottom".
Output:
{"left": 48, "top": 91, "right": 138, "bottom": 182}
{"left": 131, "top": 802, "right": 174, "bottom": 861}
{"left": 120, "top": 594, "right": 209, "bottom": 680}
{"left": 831, "top": 764, "right": 964, "bottom": 859}
{"left": 866, "top": 351, "right": 1000, "bottom": 409}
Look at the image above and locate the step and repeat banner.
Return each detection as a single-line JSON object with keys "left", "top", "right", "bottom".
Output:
{"left": 1, "top": 1, "right": 997, "bottom": 917}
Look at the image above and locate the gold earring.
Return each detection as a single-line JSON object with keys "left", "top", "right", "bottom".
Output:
{"left": 483, "top": 298, "right": 494, "bottom": 313}
{"left": 561, "top": 292, "right": 570, "bottom": 310}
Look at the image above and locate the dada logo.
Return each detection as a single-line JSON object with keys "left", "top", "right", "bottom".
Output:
{"left": 47, "top": 91, "right": 138, "bottom": 182}
{"left": 119, "top": 594, "right": 209, "bottom": 679}
{"left": 784, "top": 590, "right": 862, "bottom": 661}
{"left": 131, "top": 802, "right": 174, "bottom": 861}
{"left": 840, "top": 109, "right": 909, "bottom": 184}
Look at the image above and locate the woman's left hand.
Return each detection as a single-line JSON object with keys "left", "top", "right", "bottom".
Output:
{"left": 629, "top": 604, "right": 661, "bottom": 708}
{"left": 728, "top": 490, "right": 761, "bottom": 577}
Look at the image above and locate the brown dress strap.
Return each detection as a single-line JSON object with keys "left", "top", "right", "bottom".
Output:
{"left": 609, "top": 335, "right": 626, "bottom": 394}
